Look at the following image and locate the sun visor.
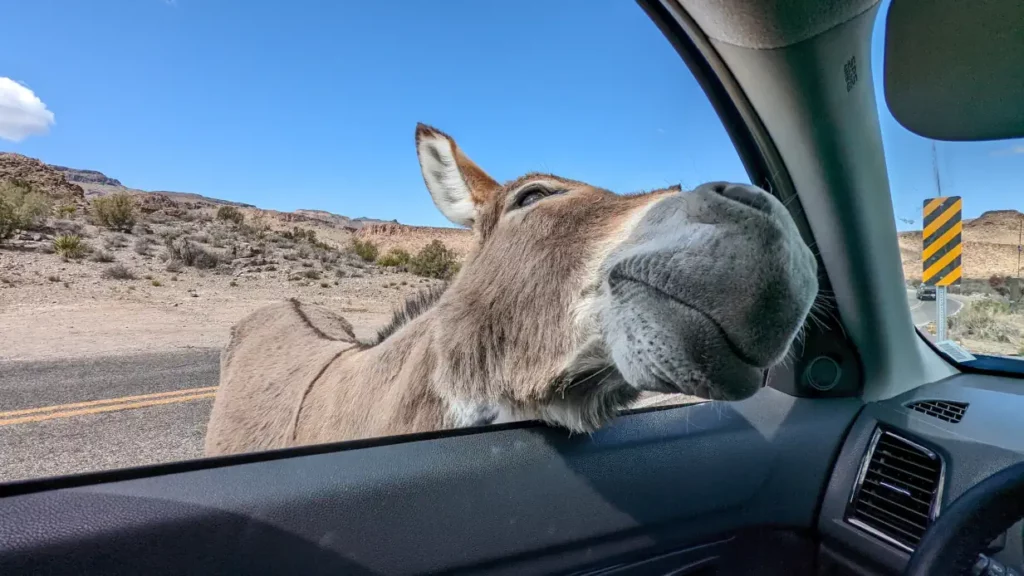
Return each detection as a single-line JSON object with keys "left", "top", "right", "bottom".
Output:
{"left": 884, "top": 0, "right": 1024, "bottom": 141}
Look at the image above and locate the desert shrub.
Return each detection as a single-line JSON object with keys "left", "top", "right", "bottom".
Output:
{"left": 102, "top": 264, "right": 135, "bottom": 280}
{"left": 303, "top": 269, "right": 321, "bottom": 280}
{"left": 0, "top": 181, "right": 51, "bottom": 239}
{"left": 53, "top": 234, "right": 88, "bottom": 259}
{"left": 91, "top": 193, "right": 136, "bottom": 231}
{"left": 131, "top": 223, "right": 152, "bottom": 236}
{"left": 296, "top": 244, "right": 313, "bottom": 260}
{"left": 290, "top": 226, "right": 317, "bottom": 243}
{"left": 165, "top": 259, "right": 184, "bottom": 272}
{"left": 134, "top": 236, "right": 154, "bottom": 256}
{"left": 103, "top": 234, "right": 129, "bottom": 249}
{"left": 376, "top": 248, "right": 411, "bottom": 268}
{"left": 216, "top": 206, "right": 245, "bottom": 225}
{"left": 165, "top": 237, "right": 220, "bottom": 269}
{"left": 949, "top": 299, "right": 1020, "bottom": 344}
{"left": 409, "top": 240, "right": 460, "bottom": 280}
{"left": 91, "top": 250, "right": 115, "bottom": 263}
{"left": 55, "top": 203, "right": 77, "bottom": 218}
{"left": 151, "top": 279, "right": 162, "bottom": 287}
{"left": 351, "top": 238, "right": 378, "bottom": 262}
{"left": 320, "top": 281, "right": 330, "bottom": 288}
{"left": 52, "top": 219, "right": 85, "bottom": 235}
{"left": 47, "top": 275, "right": 61, "bottom": 282}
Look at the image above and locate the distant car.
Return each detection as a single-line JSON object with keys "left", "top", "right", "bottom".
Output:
{"left": 916, "top": 284, "right": 936, "bottom": 300}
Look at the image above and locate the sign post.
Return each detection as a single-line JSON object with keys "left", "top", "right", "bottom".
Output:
{"left": 922, "top": 196, "right": 963, "bottom": 342}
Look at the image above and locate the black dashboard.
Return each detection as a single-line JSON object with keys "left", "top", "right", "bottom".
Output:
{"left": 818, "top": 373, "right": 1024, "bottom": 575}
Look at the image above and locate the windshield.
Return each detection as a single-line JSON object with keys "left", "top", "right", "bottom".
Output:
{"left": 873, "top": 0, "right": 1024, "bottom": 365}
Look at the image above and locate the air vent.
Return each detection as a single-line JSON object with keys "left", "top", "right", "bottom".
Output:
{"left": 907, "top": 400, "right": 968, "bottom": 423}
{"left": 846, "top": 429, "right": 944, "bottom": 552}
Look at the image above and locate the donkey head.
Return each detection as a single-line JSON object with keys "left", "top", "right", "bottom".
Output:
{"left": 414, "top": 123, "right": 817, "bottom": 432}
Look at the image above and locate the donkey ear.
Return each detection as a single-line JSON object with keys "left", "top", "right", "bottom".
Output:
{"left": 415, "top": 123, "right": 500, "bottom": 228}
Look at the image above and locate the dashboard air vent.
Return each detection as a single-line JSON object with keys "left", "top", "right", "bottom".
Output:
{"left": 846, "top": 429, "right": 944, "bottom": 552}
{"left": 907, "top": 400, "right": 968, "bottom": 423}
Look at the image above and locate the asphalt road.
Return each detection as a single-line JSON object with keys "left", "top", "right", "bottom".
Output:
{"left": 0, "top": 348, "right": 220, "bottom": 484}
{"left": 907, "top": 289, "right": 964, "bottom": 328}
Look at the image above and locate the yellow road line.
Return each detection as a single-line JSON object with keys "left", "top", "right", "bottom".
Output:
{"left": 0, "top": 392, "right": 217, "bottom": 427}
{"left": 0, "top": 386, "right": 218, "bottom": 419}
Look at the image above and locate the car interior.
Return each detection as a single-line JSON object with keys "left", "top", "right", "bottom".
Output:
{"left": 2, "top": 0, "right": 1024, "bottom": 574}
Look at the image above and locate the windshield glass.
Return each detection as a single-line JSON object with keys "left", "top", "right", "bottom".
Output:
{"left": 873, "top": 0, "right": 1024, "bottom": 364}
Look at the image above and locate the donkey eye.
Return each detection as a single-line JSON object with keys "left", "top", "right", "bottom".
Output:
{"left": 512, "top": 186, "right": 565, "bottom": 210}
{"left": 517, "top": 190, "right": 547, "bottom": 208}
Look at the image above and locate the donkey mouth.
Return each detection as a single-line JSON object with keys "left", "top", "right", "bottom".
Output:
{"left": 604, "top": 272, "right": 770, "bottom": 400}
{"left": 607, "top": 270, "right": 764, "bottom": 369}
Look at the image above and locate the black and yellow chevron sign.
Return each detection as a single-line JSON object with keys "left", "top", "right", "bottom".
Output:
{"left": 922, "top": 196, "right": 962, "bottom": 286}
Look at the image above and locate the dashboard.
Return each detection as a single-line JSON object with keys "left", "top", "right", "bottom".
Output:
{"left": 818, "top": 372, "right": 1024, "bottom": 574}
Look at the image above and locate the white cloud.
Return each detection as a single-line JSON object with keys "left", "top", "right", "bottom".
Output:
{"left": 0, "top": 77, "right": 55, "bottom": 142}
{"left": 991, "top": 145, "right": 1024, "bottom": 157}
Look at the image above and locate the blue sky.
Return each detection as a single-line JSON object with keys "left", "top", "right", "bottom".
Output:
{"left": 0, "top": 0, "right": 1020, "bottom": 230}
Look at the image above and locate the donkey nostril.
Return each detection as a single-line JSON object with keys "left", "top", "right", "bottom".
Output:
{"left": 708, "top": 182, "right": 772, "bottom": 213}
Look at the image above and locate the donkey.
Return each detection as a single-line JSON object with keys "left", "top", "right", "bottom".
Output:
{"left": 203, "top": 123, "right": 818, "bottom": 456}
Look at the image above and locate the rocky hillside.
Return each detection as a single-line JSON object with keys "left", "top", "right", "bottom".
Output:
{"left": 293, "top": 209, "right": 393, "bottom": 231}
{"left": 0, "top": 153, "right": 85, "bottom": 203}
{"left": 51, "top": 165, "right": 122, "bottom": 187}
{"left": 899, "top": 209, "right": 1024, "bottom": 281}
{"left": 0, "top": 152, "right": 472, "bottom": 257}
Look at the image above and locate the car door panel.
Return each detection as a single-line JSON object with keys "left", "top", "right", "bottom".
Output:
{"left": 0, "top": 388, "right": 861, "bottom": 575}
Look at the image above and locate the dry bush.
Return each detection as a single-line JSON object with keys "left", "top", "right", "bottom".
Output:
{"left": 132, "top": 224, "right": 152, "bottom": 236}
{"left": 351, "top": 238, "right": 378, "bottom": 262}
{"left": 91, "top": 250, "right": 115, "bottom": 263}
{"left": 55, "top": 204, "right": 77, "bottom": 218}
{"left": 91, "top": 193, "right": 136, "bottom": 231}
{"left": 165, "top": 259, "right": 184, "bottom": 272}
{"left": 0, "top": 181, "right": 51, "bottom": 240}
{"left": 409, "top": 240, "right": 460, "bottom": 280}
{"left": 216, "top": 206, "right": 245, "bottom": 225}
{"left": 134, "top": 236, "right": 154, "bottom": 256}
{"left": 53, "top": 234, "right": 88, "bottom": 259}
{"left": 377, "top": 248, "right": 411, "bottom": 268}
{"left": 165, "top": 237, "right": 220, "bottom": 269}
{"left": 103, "top": 234, "right": 130, "bottom": 250}
{"left": 52, "top": 219, "right": 85, "bottom": 235}
{"left": 102, "top": 264, "right": 135, "bottom": 280}
{"left": 302, "top": 269, "right": 321, "bottom": 280}
{"left": 949, "top": 299, "right": 1021, "bottom": 344}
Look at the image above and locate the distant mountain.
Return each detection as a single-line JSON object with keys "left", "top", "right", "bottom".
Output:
{"left": 50, "top": 165, "right": 122, "bottom": 187}
{"left": 293, "top": 209, "right": 395, "bottom": 230}
{"left": 149, "top": 191, "right": 256, "bottom": 209}
{"left": 0, "top": 152, "right": 417, "bottom": 233}
{"left": 898, "top": 209, "right": 1024, "bottom": 280}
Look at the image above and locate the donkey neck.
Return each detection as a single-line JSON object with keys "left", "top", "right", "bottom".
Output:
{"left": 293, "top": 307, "right": 459, "bottom": 442}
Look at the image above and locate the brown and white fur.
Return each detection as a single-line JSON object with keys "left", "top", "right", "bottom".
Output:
{"left": 203, "top": 123, "right": 818, "bottom": 456}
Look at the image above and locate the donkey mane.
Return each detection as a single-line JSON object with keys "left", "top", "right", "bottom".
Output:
{"left": 370, "top": 281, "right": 451, "bottom": 345}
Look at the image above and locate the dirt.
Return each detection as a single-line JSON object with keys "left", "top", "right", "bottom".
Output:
{"left": 0, "top": 216, "right": 456, "bottom": 362}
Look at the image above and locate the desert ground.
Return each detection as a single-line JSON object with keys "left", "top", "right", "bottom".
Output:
{"left": 0, "top": 152, "right": 472, "bottom": 363}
